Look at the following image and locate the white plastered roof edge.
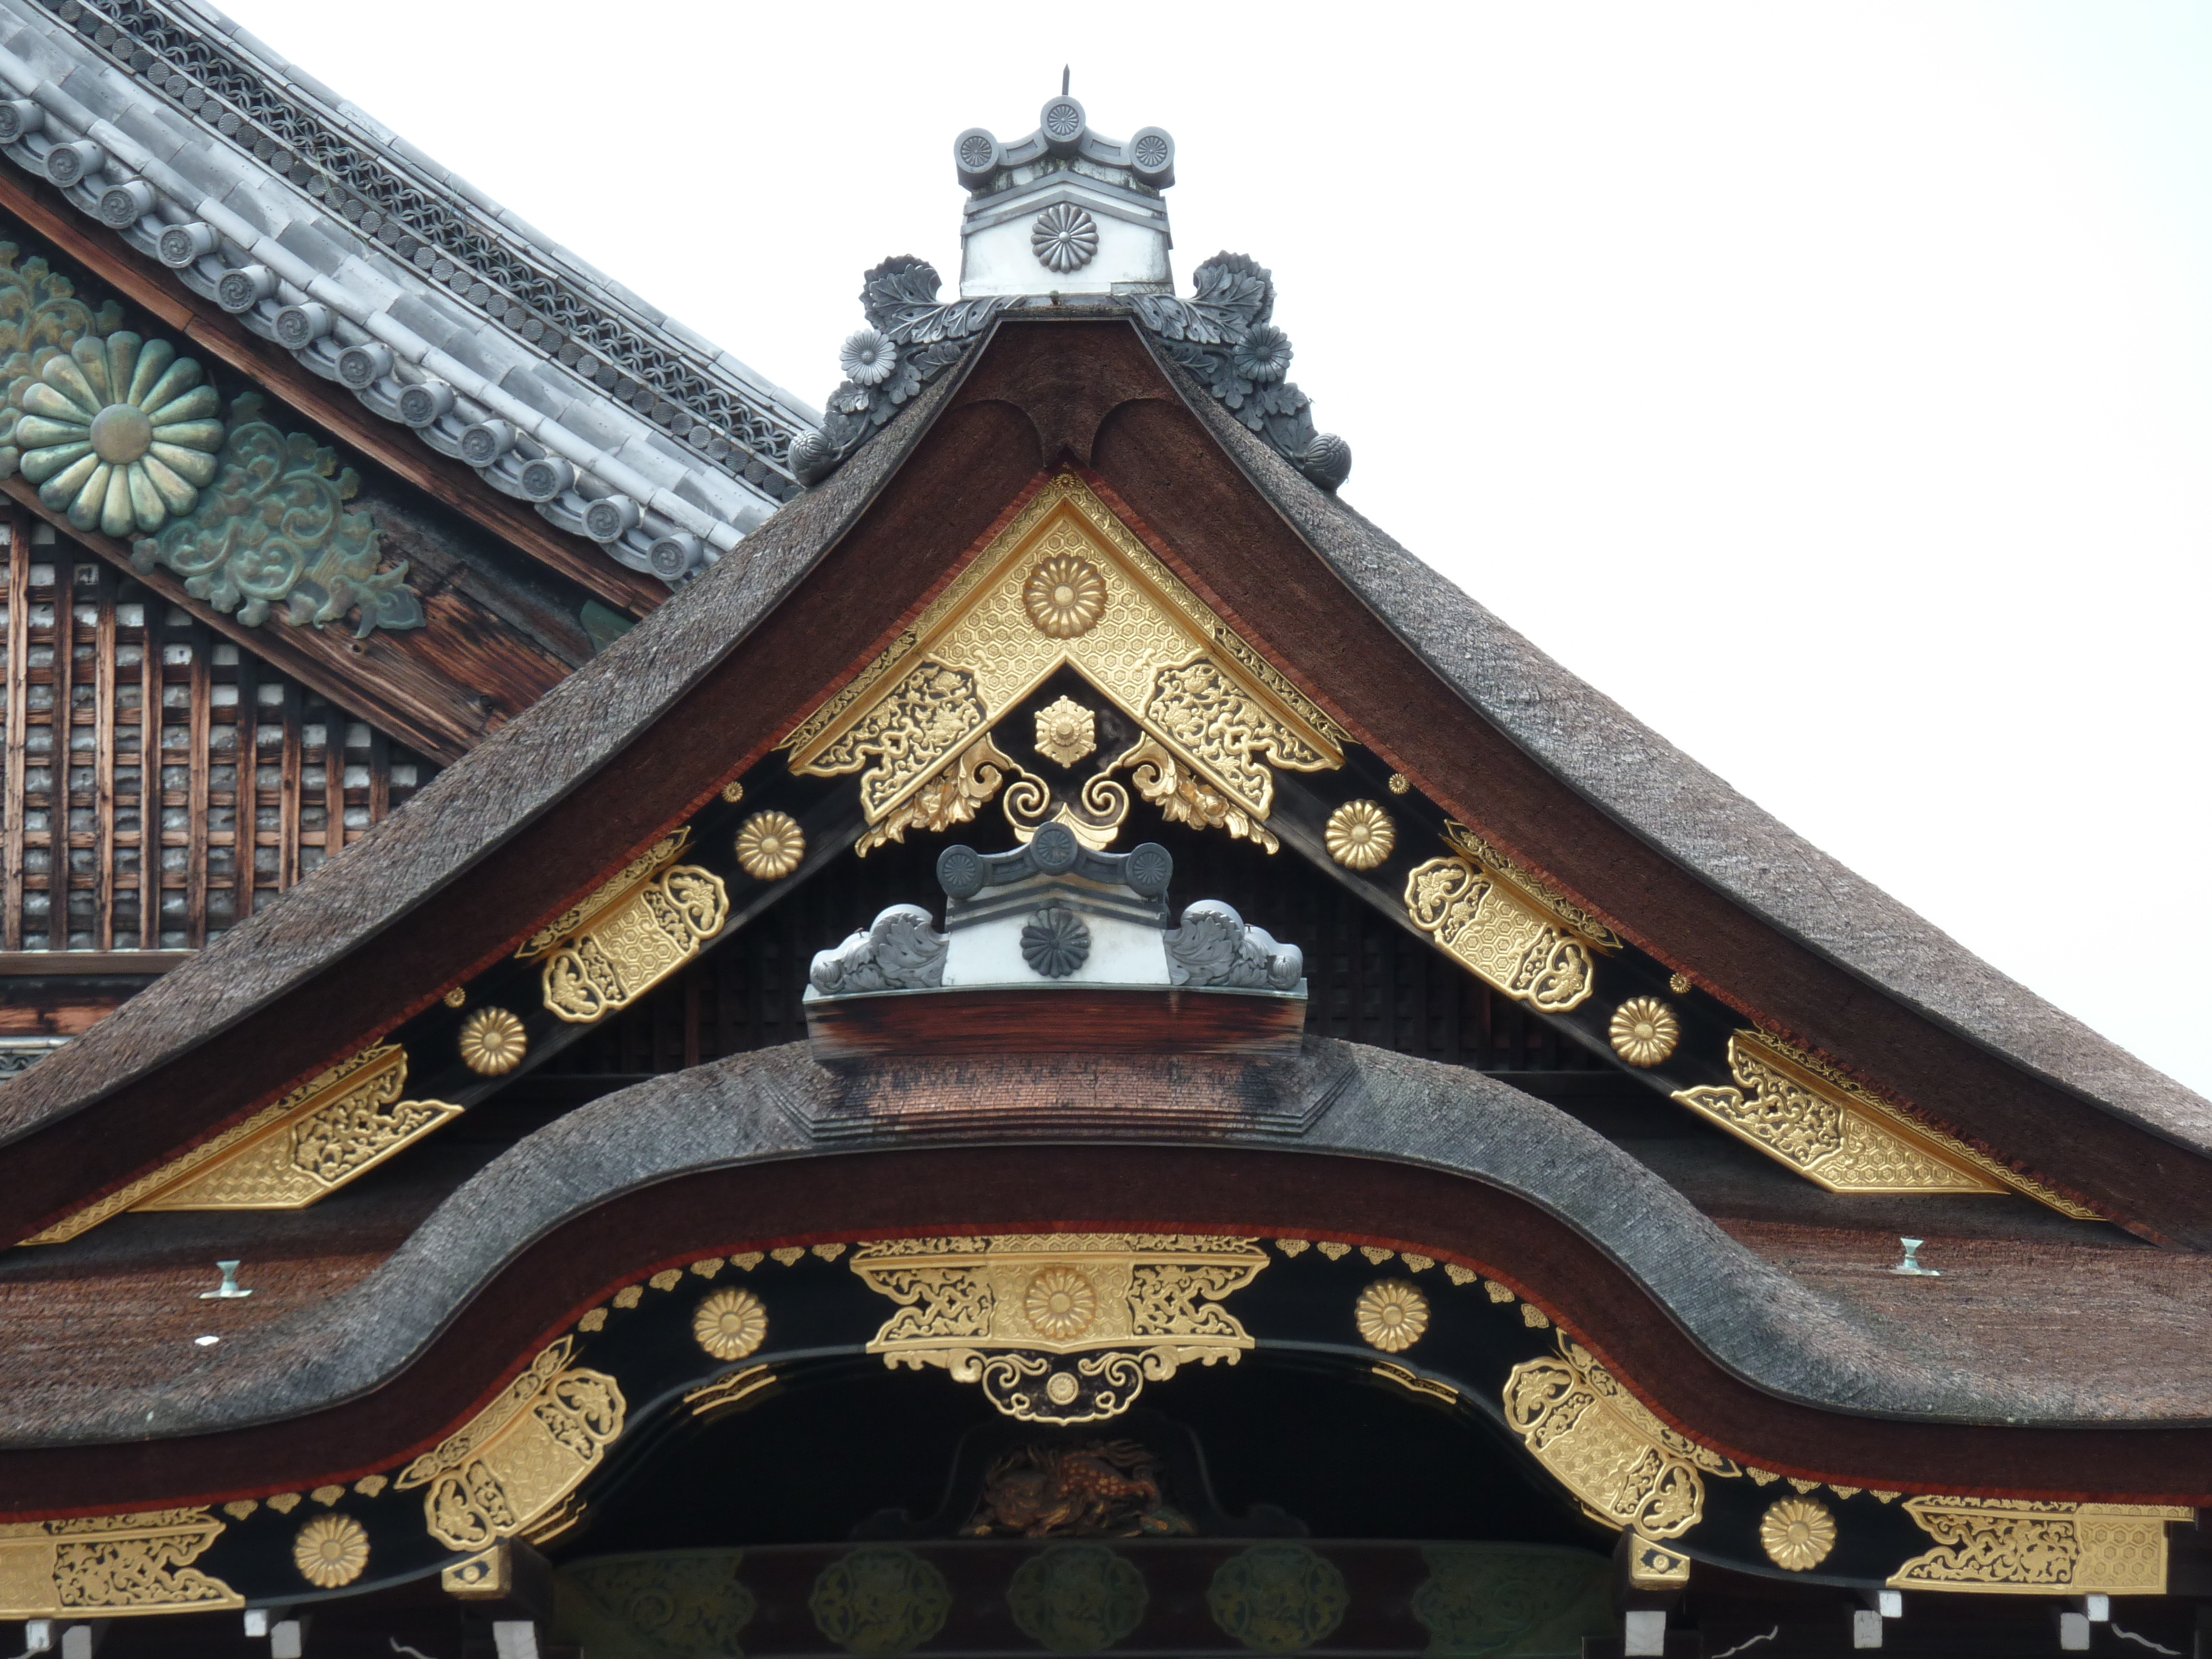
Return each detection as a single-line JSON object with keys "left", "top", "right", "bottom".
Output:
{"left": 0, "top": 0, "right": 827, "bottom": 583}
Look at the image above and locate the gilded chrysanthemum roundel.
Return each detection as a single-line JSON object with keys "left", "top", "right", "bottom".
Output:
{"left": 693, "top": 1287, "right": 769, "bottom": 1361}
{"left": 457, "top": 1006, "right": 528, "bottom": 1077}
{"left": 1022, "top": 1266, "right": 1099, "bottom": 1340}
{"left": 292, "top": 1513, "right": 370, "bottom": 1588}
{"left": 1759, "top": 1497, "right": 1837, "bottom": 1572}
{"left": 1023, "top": 553, "right": 1105, "bottom": 638}
{"left": 1608, "top": 997, "right": 1681, "bottom": 1068}
{"left": 735, "top": 811, "right": 806, "bottom": 881}
{"left": 13, "top": 332, "right": 223, "bottom": 537}
{"left": 1354, "top": 1280, "right": 1430, "bottom": 1353}
{"left": 1323, "top": 801, "right": 1396, "bottom": 872}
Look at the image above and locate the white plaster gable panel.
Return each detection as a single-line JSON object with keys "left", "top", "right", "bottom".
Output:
{"left": 962, "top": 207, "right": 1171, "bottom": 299}
{"left": 0, "top": 0, "right": 827, "bottom": 587}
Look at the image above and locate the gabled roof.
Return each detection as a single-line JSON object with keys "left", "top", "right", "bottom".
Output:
{"left": 0, "top": 0, "right": 816, "bottom": 581}
{"left": 1173, "top": 385, "right": 2212, "bottom": 1160}
{"left": 0, "top": 304, "right": 2207, "bottom": 1503}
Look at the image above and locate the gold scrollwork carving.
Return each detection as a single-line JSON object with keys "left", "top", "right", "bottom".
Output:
{"left": 29, "top": 1047, "right": 461, "bottom": 1238}
{"left": 1503, "top": 1336, "right": 1739, "bottom": 1540}
{"left": 1118, "top": 655, "right": 1333, "bottom": 822}
{"left": 858, "top": 733, "right": 1014, "bottom": 855}
{"left": 0, "top": 1510, "right": 242, "bottom": 1618}
{"left": 395, "top": 1338, "right": 627, "bottom": 1552}
{"left": 1671, "top": 1033, "right": 2075, "bottom": 1202}
{"left": 850, "top": 1234, "right": 1267, "bottom": 1425}
{"left": 1405, "top": 842, "right": 1602, "bottom": 1013}
{"left": 1113, "top": 735, "right": 1279, "bottom": 853}
{"left": 785, "top": 474, "right": 1342, "bottom": 854}
{"left": 1003, "top": 762, "right": 1131, "bottom": 850}
{"left": 1887, "top": 1498, "right": 2189, "bottom": 1595}
{"left": 809, "top": 664, "right": 990, "bottom": 822}
{"left": 517, "top": 831, "right": 729, "bottom": 1024}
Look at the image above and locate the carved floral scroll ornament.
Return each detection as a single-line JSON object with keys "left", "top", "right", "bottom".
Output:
{"left": 786, "top": 475, "right": 1344, "bottom": 858}
{"left": 0, "top": 1510, "right": 242, "bottom": 1618}
{"left": 517, "top": 831, "right": 730, "bottom": 1024}
{"left": 791, "top": 257, "right": 1017, "bottom": 484}
{"left": 133, "top": 395, "right": 424, "bottom": 638}
{"left": 851, "top": 1234, "right": 1268, "bottom": 1425}
{"left": 1129, "top": 253, "right": 1352, "bottom": 491}
{"left": 395, "top": 1338, "right": 627, "bottom": 1552}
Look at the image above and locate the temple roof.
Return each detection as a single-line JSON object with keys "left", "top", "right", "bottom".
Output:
{"left": 3, "top": 306, "right": 2207, "bottom": 1215}
{"left": 0, "top": 212, "right": 2206, "bottom": 1526}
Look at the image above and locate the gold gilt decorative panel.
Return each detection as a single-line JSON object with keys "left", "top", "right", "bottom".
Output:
{"left": 395, "top": 1337, "right": 626, "bottom": 1552}
{"left": 517, "top": 830, "right": 730, "bottom": 1024}
{"left": 1502, "top": 1335, "right": 1740, "bottom": 1542}
{"left": 849, "top": 1234, "right": 1269, "bottom": 1425}
{"left": 1404, "top": 826, "right": 1616, "bottom": 1014}
{"left": 0, "top": 1510, "right": 242, "bottom": 1618}
{"left": 1887, "top": 1498, "right": 2190, "bottom": 1595}
{"left": 23, "top": 1044, "right": 460, "bottom": 1243}
{"left": 784, "top": 474, "right": 1345, "bottom": 854}
{"left": 1672, "top": 1032, "right": 2097, "bottom": 1213}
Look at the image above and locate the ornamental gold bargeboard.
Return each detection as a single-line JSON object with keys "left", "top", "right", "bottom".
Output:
{"left": 517, "top": 830, "right": 729, "bottom": 1024}
{"left": 395, "top": 1337, "right": 626, "bottom": 1552}
{"left": 0, "top": 1510, "right": 242, "bottom": 1618}
{"left": 1672, "top": 1032, "right": 2096, "bottom": 1215}
{"left": 783, "top": 474, "right": 1345, "bottom": 854}
{"left": 23, "top": 1045, "right": 460, "bottom": 1241}
{"left": 1502, "top": 1335, "right": 1739, "bottom": 1541}
{"left": 1887, "top": 1498, "right": 2190, "bottom": 1595}
{"left": 1403, "top": 826, "right": 1616, "bottom": 1013}
{"left": 850, "top": 1234, "right": 1268, "bottom": 1425}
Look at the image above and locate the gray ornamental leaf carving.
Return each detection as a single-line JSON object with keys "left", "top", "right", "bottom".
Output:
{"left": 810, "top": 904, "right": 951, "bottom": 995}
{"left": 1166, "top": 899, "right": 1304, "bottom": 992}
{"left": 1129, "top": 253, "right": 1352, "bottom": 491}
{"left": 130, "top": 394, "right": 425, "bottom": 638}
{"left": 795, "top": 257, "right": 1018, "bottom": 485}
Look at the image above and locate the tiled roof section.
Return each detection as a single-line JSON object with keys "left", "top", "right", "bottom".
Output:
{"left": 0, "top": 0, "right": 823, "bottom": 582}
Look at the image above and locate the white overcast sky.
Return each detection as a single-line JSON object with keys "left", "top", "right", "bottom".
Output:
{"left": 214, "top": 1, "right": 2212, "bottom": 1098}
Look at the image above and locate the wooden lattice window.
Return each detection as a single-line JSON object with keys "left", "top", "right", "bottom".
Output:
{"left": 0, "top": 513, "right": 437, "bottom": 952}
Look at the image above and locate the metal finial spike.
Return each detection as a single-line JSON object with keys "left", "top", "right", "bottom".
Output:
{"left": 200, "top": 1259, "right": 253, "bottom": 1299}
{"left": 1062, "top": 65, "right": 1070, "bottom": 96}
{"left": 1889, "top": 1237, "right": 1940, "bottom": 1277}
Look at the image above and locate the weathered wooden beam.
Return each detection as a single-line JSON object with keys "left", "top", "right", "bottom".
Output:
{"left": 43, "top": 546, "right": 74, "bottom": 952}
{"left": 2, "top": 512, "right": 27, "bottom": 951}
{"left": 90, "top": 558, "right": 114, "bottom": 948}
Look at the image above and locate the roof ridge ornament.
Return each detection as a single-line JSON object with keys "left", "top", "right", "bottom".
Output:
{"left": 789, "top": 96, "right": 1347, "bottom": 493}
{"left": 793, "top": 254, "right": 1348, "bottom": 499}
